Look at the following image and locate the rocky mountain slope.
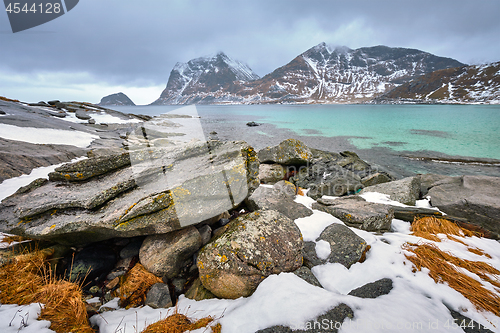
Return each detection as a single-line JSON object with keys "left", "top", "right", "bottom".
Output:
{"left": 374, "top": 61, "right": 500, "bottom": 104}
{"left": 153, "top": 43, "right": 465, "bottom": 105}
{"left": 99, "top": 92, "right": 135, "bottom": 106}
{"left": 152, "top": 52, "right": 260, "bottom": 105}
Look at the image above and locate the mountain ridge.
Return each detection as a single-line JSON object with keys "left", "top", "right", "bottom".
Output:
{"left": 151, "top": 43, "right": 498, "bottom": 105}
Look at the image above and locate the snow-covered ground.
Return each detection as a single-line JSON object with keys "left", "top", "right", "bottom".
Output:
{"left": 0, "top": 180, "right": 499, "bottom": 332}
{"left": 0, "top": 156, "right": 87, "bottom": 202}
{"left": 0, "top": 123, "right": 98, "bottom": 148}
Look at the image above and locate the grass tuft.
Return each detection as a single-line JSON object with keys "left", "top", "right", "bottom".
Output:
{"left": 403, "top": 242, "right": 500, "bottom": 316}
{"left": 411, "top": 216, "right": 480, "bottom": 242}
{"left": 117, "top": 262, "right": 162, "bottom": 309}
{"left": 0, "top": 244, "right": 94, "bottom": 333}
{"left": 141, "top": 308, "right": 218, "bottom": 333}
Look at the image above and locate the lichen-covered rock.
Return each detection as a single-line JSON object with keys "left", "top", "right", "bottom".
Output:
{"left": 197, "top": 210, "right": 303, "bottom": 299}
{"left": 246, "top": 185, "right": 313, "bottom": 220}
{"left": 359, "top": 176, "right": 421, "bottom": 205}
{"left": 259, "top": 164, "right": 286, "bottom": 184}
{"left": 139, "top": 226, "right": 202, "bottom": 279}
{"left": 184, "top": 278, "right": 217, "bottom": 301}
{"left": 258, "top": 139, "right": 313, "bottom": 165}
{"left": 0, "top": 140, "right": 259, "bottom": 245}
{"left": 313, "top": 196, "right": 393, "bottom": 232}
{"left": 48, "top": 152, "right": 131, "bottom": 181}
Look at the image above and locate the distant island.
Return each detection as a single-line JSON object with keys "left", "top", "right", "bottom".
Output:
{"left": 98, "top": 92, "right": 135, "bottom": 106}
{"left": 149, "top": 43, "right": 499, "bottom": 105}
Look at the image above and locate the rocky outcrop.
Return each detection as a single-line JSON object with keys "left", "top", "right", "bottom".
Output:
{"left": 359, "top": 176, "right": 421, "bottom": 205}
{"left": 427, "top": 175, "right": 500, "bottom": 238}
{"left": 0, "top": 140, "right": 259, "bottom": 245}
{"left": 197, "top": 210, "right": 303, "bottom": 299}
{"left": 139, "top": 226, "right": 202, "bottom": 279}
{"left": 313, "top": 196, "right": 393, "bottom": 232}
{"left": 257, "top": 140, "right": 390, "bottom": 200}
{"left": 246, "top": 182, "right": 313, "bottom": 220}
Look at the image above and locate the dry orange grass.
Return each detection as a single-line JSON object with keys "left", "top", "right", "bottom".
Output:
{"left": 410, "top": 216, "right": 480, "bottom": 242}
{"left": 403, "top": 242, "right": 500, "bottom": 316}
{"left": 141, "top": 310, "right": 219, "bottom": 333}
{"left": 0, "top": 246, "right": 94, "bottom": 333}
{"left": 117, "top": 262, "right": 162, "bottom": 309}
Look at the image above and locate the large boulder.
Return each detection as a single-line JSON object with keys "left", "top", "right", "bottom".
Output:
{"left": 359, "top": 176, "right": 420, "bottom": 205}
{"left": 246, "top": 183, "right": 313, "bottom": 220}
{"left": 312, "top": 196, "right": 393, "bottom": 232}
{"left": 139, "top": 226, "right": 202, "bottom": 279}
{"left": 258, "top": 139, "right": 313, "bottom": 165}
{"left": 0, "top": 140, "right": 259, "bottom": 245}
{"left": 427, "top": 175, "right": 500, "bottom": 238}
{"left": 197, "top": 210, "right": 303, "bottom": 299}
{"left": 303, "top": 224, "right": 367, "bottom": 269}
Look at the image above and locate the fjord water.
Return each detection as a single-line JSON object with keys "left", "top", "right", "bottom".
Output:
{"left": 114, "top": 104, "right": 500, "bottom": 177}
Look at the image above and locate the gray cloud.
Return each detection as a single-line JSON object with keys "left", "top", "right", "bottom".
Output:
{"left": 1, "top": 0, "right": 499, "bottom": 104}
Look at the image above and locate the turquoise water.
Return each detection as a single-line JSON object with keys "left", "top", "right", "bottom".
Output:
{"left": 115, "top": 104, "right": 500, "bottom": 160}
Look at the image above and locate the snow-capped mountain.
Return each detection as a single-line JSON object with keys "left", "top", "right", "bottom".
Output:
{"left": 245, "top": 43, "right": 464, "bottom": 104}
{"left": 152, "top": 52, "right": 260, "bottom": 105}
{"left": 375, "top": 61, "right": 500, "bottom": 104}
{"left": 153, "top": 43, "right": 465, "bottom": 105}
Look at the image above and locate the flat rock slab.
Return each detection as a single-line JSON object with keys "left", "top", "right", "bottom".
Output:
{"left": 359, "top": 176, "right": 420, "bottom": 205}
{"left": 313, "top": 196, "right": 393, "bottom": 232}
{"left": 0, "top": 140, "right": 259, "bottom": 245}
{"left": 427, "top": 175, "right": 500, "bottom": 239}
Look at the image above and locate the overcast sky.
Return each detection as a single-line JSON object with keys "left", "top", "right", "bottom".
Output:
{"left": 1, "top": 0, "right": 499, "bottom": 105}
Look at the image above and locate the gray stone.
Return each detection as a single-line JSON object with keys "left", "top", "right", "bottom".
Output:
{"left": 197, "top": 224, "right": 212, "bottom": 245}
{"left": 427, "top": 175, "right": 500, "bottom": 238}
{"left": 256, "top": 303, "right": 354, "bottom": 333}
{"left": 359, "top": 176, "right": 421, "bottom": 205}
{"left": 119, "top": 238, "right": 143, "bottom": 259}
{"left": 258, "top": 139, "right": 313, "bottom": 165}
{"left": 75, "top": 109, "right": 91, "bottom": 120}
{"left": 259, "top": 164, "right": 286, "bottom": 184}
{"left": 145, "top": 283, "right": 173, "bottom": 309}
{"left": 172, "top": 278, "right": 187, "bottom": 295}
{"left": 272, "top": 180, "right": 297, "bottom": 198}
{"left": 312, "top": 196, "right": 393, "bottom": 232}
{"left": 139, "top": 226, "right": 202, "bottom": 279}
{"left": 348, "top": 278, "right": 393, "bottom": 298}
{"left": 419, "top": 173, "right": 450, "bottom": 197}
{"left": 197, "top": 210, "right": 303, "bottom": 299}
{"left": 0, "top": 140, "right": 259, "bottom": 245}
{"left": 184, "top": 278, "right": 217, "bottom": 301}
{"left": 246, "top": 185, "right": 313, "bottom": 220}
{"left": 293, "top": 266, "right": 322, "bottom": 288}
{"left": 361, "top": 172, "right": 393, "bottom": 187}
{"left": 303, "top": 224, "right": 367, "bottom": 269}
